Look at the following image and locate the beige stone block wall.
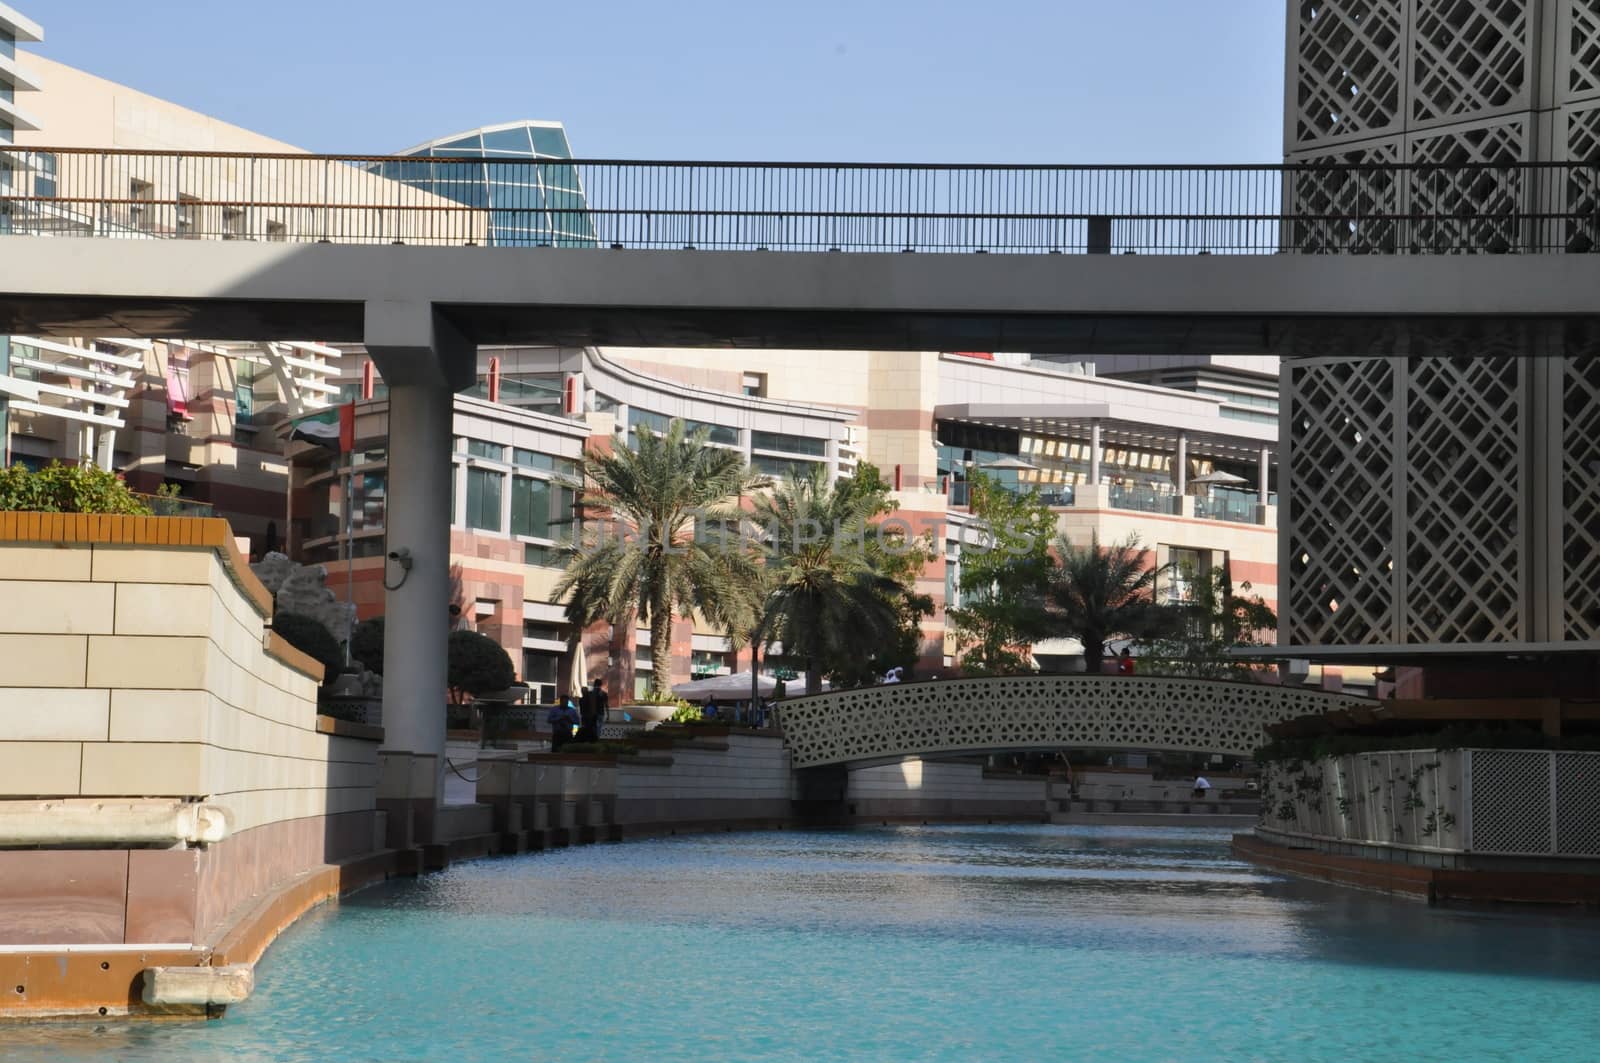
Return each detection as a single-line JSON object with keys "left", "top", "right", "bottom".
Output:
{"left": 0, "top": 537, "right": 375, "bottom": 838}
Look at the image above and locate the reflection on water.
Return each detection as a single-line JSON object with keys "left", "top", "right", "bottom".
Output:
{"left": 2, "top": 824, "right": 1597, "bottom": 1062}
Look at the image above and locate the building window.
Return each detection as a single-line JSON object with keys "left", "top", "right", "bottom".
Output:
{"left": 510, "top": 476, "right": 552, "bottom": 538}
{"left": 176, "top": 194, "right": 201, "bottom": 238}
{"left": 465, "top": 468, "right": 504, "bottom": 532}
{"left": 513, "top": 448, "right": 580, "bottom": 477}
{"left": 265, "top": 219, "right": 287, "bottom": 242}
{"left": 222, "top": 206, "right": 246, "bottom": 239}
{"left": 467, "top": 439, "right": 505, "bottom": 461}
{"left": 33, "top": 152, "right": 56, "bottom": 199}
{"left": 128, "top": 179, "right": 154, "bottom": 231}
{"left": 742, "top": 372, "right": 768, "bottom": 398}
{"left": 525, "top": 543, "right": 566, "bottom": 568}
{"left": 751, "top": 430, "right": 826, "bottom": 456}
{"left": 1166, "top": 547, "right": 1206, "bottom": 604}
{"left": 752, "top": 455, "right": 823, "bottom": 479}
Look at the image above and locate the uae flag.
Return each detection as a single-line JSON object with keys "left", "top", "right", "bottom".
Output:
{"left": 290, "top": 404, "right": 356, "bottom": 452}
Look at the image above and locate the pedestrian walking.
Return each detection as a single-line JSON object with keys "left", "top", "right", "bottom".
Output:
{"left": 578, "top": 678, "right": 608, "bottom": 743}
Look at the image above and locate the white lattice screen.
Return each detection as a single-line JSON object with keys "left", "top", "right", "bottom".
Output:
{"left": 1468, "top": 750, "right": 1553, "bottom": 852}
{"left": 1409, "top": 0, "right": 1531, "bottom": 124}
{"left": 1286, "top": 357, "right": 1398, "bottom": 645}
{"left": 1292, "top": 0, "right": 1406, "bottom": 147}
{"left": 1568, "top": 1, "right": 1600, "bottom": 100}
{"left": 1562, "top": 356, "right": 1600, "bottom": 639}
{"left": 1469, "top": 750, "right": 1600, "bottom": 856}
{"left": 775, "top": 676, "right": 1374, "bottom": 769}
{"left": 1280, "top": 354, "right": 1600, "bottom": 648}
{"left": 1555, "top": 752, "right": 1600, "bottom": 855}
{"left": 1288, "top": 0, "right": 1600, "bottom": 223}
{"left": 1401, "top": 356, "right": 1523, "bottom": 643}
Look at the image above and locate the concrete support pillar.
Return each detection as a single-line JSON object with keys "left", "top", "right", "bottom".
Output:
{"left": 1175, "top": 433, "right": 1188, "bottom": 496}
{"left": 1258, "top": 445, "right": 1270, "bottom": 505}
{"left": 1088, "top": 420, "right": 1102, "bottom": 486}
{"left": 364, "top": 301, "right": 474, "bottom": 847}
{"left": 379, "top": 382, "right": 451, "bottom": 755}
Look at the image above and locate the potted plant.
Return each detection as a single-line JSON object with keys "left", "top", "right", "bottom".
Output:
{"left": 622, "top": 691, "right": 693, "bottom": 729}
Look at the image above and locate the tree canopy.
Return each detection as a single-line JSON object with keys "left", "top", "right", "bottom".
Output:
{"left": 1148, "top": 565, "right": 1277, "bottom": 678}
{"left": 556, "top": 421, "right": 763, "bottom": 697}
{"left": 271, "top": 612, "right": 344, "bottom": 681}
{"left": 447, "top": 629, "right": 516, "bottom": 705}
{"left": 752, "top": 465, "right": 915, "bottom": 694}
{"left": 1045, "top": 532, "right": 1169, "bottom": 674}
{"left": 350, "top": 616, "right": 384, "bottom": 675}
{"left": 946, "top": 472, "right": 1057, "bottom": 675}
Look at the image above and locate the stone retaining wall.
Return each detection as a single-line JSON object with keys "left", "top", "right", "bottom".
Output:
{"left": 0, "top": 516, "right": 385, "bottom": 1018}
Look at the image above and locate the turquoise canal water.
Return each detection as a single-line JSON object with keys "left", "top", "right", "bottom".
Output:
{"left": 3, "top": 824, "right": 1599, "bottom": 1061}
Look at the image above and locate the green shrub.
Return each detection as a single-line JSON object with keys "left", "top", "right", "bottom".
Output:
{"left": 0, "top": 462, "right": 153, "bottom": 515}
{"left": 350, "top": 617, "right": 385, "bottom": 675}
{"left": 669, "top": 702, "right": 704, "bottom": 723}
{"left": 271, "top": 612, "right": 344, "bottom": 680}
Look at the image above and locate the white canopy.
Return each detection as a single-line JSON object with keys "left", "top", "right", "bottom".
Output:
{"left": 671, "top": 671, "right": 775, "bottom": 700}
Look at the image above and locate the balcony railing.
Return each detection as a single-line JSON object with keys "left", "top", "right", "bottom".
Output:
{"left": 131, "top": 491, "right": 214, "bottom": 518}
{"left": 1109, "top": 484, "right": 1178, "bottom": 515}
{"left": 3, "top": 149, "right": 1597, "bottom": 254}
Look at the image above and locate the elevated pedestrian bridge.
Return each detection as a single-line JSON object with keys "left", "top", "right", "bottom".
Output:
{"left": 775, "top": 675, "right": 1375, "bottom": 769}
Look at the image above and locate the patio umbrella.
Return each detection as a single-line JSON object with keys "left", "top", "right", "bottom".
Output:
{"left": 979, "top": 455, "right": 1038, "bottom": 471}
{"left": 1187, "top": 470, "right": 1248, "bottom": 486}
{"left": 567, "top": 637, "right": 588, "bottom": 700}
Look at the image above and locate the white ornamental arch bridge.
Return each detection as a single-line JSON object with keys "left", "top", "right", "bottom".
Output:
{"left": 775, "top": 675, "right": 1376, "bottom": 770}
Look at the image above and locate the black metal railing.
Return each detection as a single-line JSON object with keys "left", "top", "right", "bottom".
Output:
{"left": 2, "top": 148, "right": 1596, "bottom": 254}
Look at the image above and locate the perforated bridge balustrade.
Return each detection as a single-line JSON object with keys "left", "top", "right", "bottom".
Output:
{"left": 774, "top": 675, "right": 1376, "bottom": 769}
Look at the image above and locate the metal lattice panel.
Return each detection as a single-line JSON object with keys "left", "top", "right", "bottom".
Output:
{"left": 1286, "top": 357, "right": 1397, "bottom": 645}
{"left": 775, "top": 676, "right": 1376, "bottom": 770}
{"left": 1408, "top": 119, "right": 1527, "bottom": 251}
{"left": 1410, "top": 0, "right": 1530, "bottom": 123}
{"left": 1566, "top": 105, "right": 1600, "bottom": 253}
{"left": 1555, "top": 752, "right": 1600, "bottom": 855}
{"left": 1469, "top": 750, "right": 1552, "bottom": 852}
{"left": 1287, "top": 142, "right": 1404, "bottom": 252}
{"left": 1292, "top": 0, "right": 1406, "bottom": 146}
{"left": 1570, "top": 0, "right": 1600, "bottom": 99}
{"left": 1403, "top": 356, "right": 1523, "bottom": 643}
{"left": 1563, "top": 356, "right": 1600, "bottom": 639}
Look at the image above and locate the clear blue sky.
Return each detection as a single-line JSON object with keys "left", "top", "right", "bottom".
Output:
{"left": 34, "top": 1, "right": 1286, "bottom": 162}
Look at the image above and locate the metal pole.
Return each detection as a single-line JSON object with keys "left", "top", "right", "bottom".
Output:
{"left": 344, "top": 447, "right": 355, "bottom": 665}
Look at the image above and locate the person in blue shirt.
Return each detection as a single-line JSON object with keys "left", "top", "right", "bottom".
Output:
{"left": 547, "top": 697, "right": 580, "bottom": 752}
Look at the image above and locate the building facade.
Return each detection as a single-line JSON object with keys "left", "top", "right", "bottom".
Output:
{"left": 0, "top": 3, "right": 42, "bottom": 463}
{"left": 1, "top": 41, "right": 1292, "bottom": 700}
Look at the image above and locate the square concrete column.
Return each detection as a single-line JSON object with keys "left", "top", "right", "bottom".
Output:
{"left": 364, "top": 302, "right": 474, "bottom": 847}
{"left": 1258, "top": 445, "right": 1270, "bottom": 505}
{"left": 1175, "top": 433, "right": 1187, "bottom": 496}
{"left": 1088, "top": 420, "right": 1102, "bottom": 486}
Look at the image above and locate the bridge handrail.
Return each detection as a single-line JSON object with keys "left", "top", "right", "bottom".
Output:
{"left": 2, "top": 149, "right": 1594, "bottom": 254}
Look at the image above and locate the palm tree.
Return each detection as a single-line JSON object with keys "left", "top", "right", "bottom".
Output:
{"left": 1045, "top": 532, "right": 1167, "bottom": 675}
{"left": 751, "top": 468, "right": 903, "bottom": 695}
{"left": 556, "top": 421, "right": 763, "bottom": 699}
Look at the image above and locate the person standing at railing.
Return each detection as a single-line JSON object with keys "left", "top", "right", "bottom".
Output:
{"left": 1117, "top": 648, "right": 1136, "bottom": 677}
